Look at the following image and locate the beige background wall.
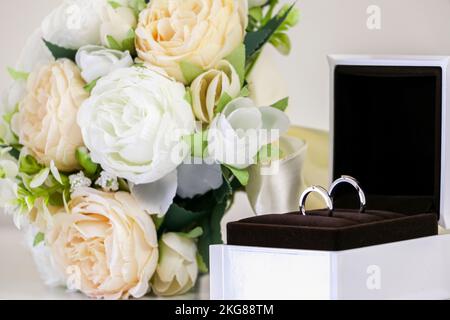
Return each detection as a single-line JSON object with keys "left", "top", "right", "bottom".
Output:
{"left": 2, "top": 0, "right": 450, "bottom": 130}
{"left": 1, "top": 0, "right": 450, "bottom": 226}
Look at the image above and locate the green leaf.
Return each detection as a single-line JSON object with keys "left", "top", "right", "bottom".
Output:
{"left": 215, "top": 92, "right": 232, "bottom": 114}
{"left": 270, "top": 32, "right": 291, "bottom": 55}
{"left": 184, "top": 88, "right": 193, "bottom": 105}
{"left": 129, "top": 0, "right": 147, "bottom": 15}
{"left": 121, "top": 29, "right": 137, "bottom": 56}
{"left": 213, "top": 176, "right": 232, "bottom": 203}
{"left": 107, "top": 35, "right": 122, "bottom": 51}
{"left": 108, "top": 0, "right": 122, "bottom": 9}
{"left": 279, "top": 4, "right": 300, "bottom": 29}
{"left": 180, "top": 61, "right": 204, "bottom": 84}
{"left": 196, "top": 252, "right": 209, "bottom": 273}
{"left": 184, "top": 131, "right": 208, "bottom": 158}
{"left": 20, "top": 155, "right": 43, "bottom": 175}
{"left": 75, "top": 147, "right": 98, "bottom": 177}
{"left": 33, "top": 232, "right": 45, "bottom": 247}
{"left": 118, "top": 178, "right": 130, "bottom": 192}
{"left": 249, "top": 7, "right": 263, "bottom": 22}
{"left": 43, "top": 39, "right": 77, "bottom": 61}
{"left": 2, "top": 104, "right": 18, "bottom": 125}
{"left": 240, "top": 86, "right": 250, "bottom": 97}
{"left": 197, "top": 200, "right": 227, "bottom": 266}
{"left": 179, "top": 226, "right": 203, "bottom": 239}
{"left": 244, "top": 3, "right": 295, "bottom": 61}
{"left": 225, "top": 44, "right": 246, "bottom": 85}
{"left": 257, "top": 143, "right": 284, "bottom": 163}
{"left": 7, "top": 67, "right": 29, "bottom": 81}
{"left": 48, "top": 191, "right": 65, "bottom": 207}
{"left": 83, "top": 79, "right": 98, "bottom": 93}
{"left": 163, "top": 204, "right": 207, "bottom": 232}
{"left": 271, "top": 96, "right": 289, "bottom": 111}
{"left": 223, "top": 165, "right": 249, "bottom": 186}
{"left": 153, "top": 215, "right": 164, "bottom": 231}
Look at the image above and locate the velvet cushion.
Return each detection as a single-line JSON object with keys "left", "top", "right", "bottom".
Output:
{"left": 227, "top": 209, "right": 438, "bottom": 251}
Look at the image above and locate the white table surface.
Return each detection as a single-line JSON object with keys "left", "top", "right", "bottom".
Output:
{"left": 0, "top": 221, "right": 210, "bottom": 300}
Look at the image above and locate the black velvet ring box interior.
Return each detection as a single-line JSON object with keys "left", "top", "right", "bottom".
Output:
{"left": 228, "top": 64, "right": 442, "bottom": 251}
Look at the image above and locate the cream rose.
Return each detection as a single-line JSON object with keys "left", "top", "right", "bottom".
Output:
{"left": 14, "top": 59, "right": 87, "bottom": 172}
{"left": 47, "top": 188, "right": 159, "bottom": 299}
{"left": 135, "top": 0, "right": 248, "bottom": 84}
{"left": 191, "top": 60, "right": 241, "bottom": 123}
{"left": 152, "top": 233, "right": 198, "bottom": 296}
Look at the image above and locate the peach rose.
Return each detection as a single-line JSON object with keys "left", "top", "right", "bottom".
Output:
{"left": 47, "top": 188, "right": 159, "bottom": 299}
{"left": 135, "top": 0, "right": 248, "bottom": 83}
{"left": 14, "top": 59, "right": 87, "bottom": 171}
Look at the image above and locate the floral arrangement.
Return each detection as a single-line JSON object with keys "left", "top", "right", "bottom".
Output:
{"left": 0, "top": 0, "right": 298, "bottom": 299}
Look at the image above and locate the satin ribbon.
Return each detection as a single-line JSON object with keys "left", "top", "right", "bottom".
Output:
{"left": 246, "top": 135, "right": 308, "bottom": 215}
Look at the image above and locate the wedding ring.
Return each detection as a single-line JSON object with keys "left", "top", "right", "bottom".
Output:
{"left": 299, "top": 186, "right": 334, "bottom": 216}
{"left": 329, "top": 175, "right": 366, "bottom": 213}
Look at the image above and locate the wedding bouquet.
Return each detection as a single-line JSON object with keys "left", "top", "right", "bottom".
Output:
{"left": 0, "top": 0, "right": 298, "bottom": 299}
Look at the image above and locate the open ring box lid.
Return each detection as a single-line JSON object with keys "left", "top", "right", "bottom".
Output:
{"left": 226, "top": 55, "right": 450, "bottom": 251}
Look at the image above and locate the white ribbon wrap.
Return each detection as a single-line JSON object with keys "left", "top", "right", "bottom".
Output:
{"left": 246, "top": 136, "right": 308, "bottom": 215}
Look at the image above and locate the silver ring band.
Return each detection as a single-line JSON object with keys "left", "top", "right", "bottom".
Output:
{"left": 329, "top": 175, "right": 366, "bottom": 213}
{"left": 299, "top": 186, "right": 334, "bottom": 216}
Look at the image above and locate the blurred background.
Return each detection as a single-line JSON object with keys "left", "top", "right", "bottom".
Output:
{"left": 1, "top": 0, "right": 450, "bottom": 229}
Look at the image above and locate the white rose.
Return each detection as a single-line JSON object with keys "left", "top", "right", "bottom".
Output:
{"left": 152, "top": 233, "right": 198, "bottom": 296}
{"left": 176, "top": 158, "right": 223, "bottom": 199}
{"left": 136, "top": 0, "right": 248, "bottom": 83}
{"left": 16, "top": 28, "right": 54, "bottom": 73}
{"left": 191, "top": 60, "right": 241, "bottom": 123}
{"left": 24, "top": 224, "right": 65, "bottom": 287}
{"left": 42, "top": 0, "right": 107, "bottom": 49}
{"left": 100, "top": 6, "right": 137, "bottom": 47}
{"left": 75, "top": 45, "right": 134, "bottom": 83}
{"left": 47, "top": 188, "right": 159, "bottom": 299}
{"left": 14, "top": 59, "right": 88, "bottom": 171}
{"left": 207, "top": 97, "right": 290, "bottom": 169}
{"left": 78, "top": 67, "right": 195, "bottom": 184}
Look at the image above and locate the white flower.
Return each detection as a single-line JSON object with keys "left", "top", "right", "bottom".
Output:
{"left": 47, "top": 188, "right": 159, "bottom": 299}
{"left": 191, "top": 60, "right": 241, "bottom": 123}
{"left": 0, "top": 148, "right": 18, "bottom": 179}
{"left": 152, "top": 233, "right": 198, "bottom": 296}
{"left": 100, "top": 5, "right": 137, "bottom": 47}
{"left": 24, "top": 224, "right": 65, "bottom": 287}
{"left": 75, "top": 45, "right": 133, "bottom": 83}
{"left": 0, "top": 81, "right": 26, "bottom": 145}
{"left": 130, "top": 170, "right": 177, "bottom": 217}
{"left": 78, "top": 67, "right": 196, "bottom": 184}
{"left": 95, "top": 171, "right": 119, "bottom": 192}
{"left": 177, "top": 158, "right": 223, "bottom": 199}
{"left": 0, "top": 147, "right": 19, "bottom": 209}
{"left": 0, "top": 179, "right": 18, "bottom": 209}
{"left": 42, "top": 0, "right": 107, "bottom": 49}
{"left": 69, "top": 172, "right": 92, "bottom": 192}
{"left": 135, "top": 0, "right": 248, "bottom": 83}
{"left": 207, "top": 98, "right": 290, "bottom": 169}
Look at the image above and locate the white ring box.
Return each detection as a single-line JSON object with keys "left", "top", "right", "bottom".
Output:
{"left": 210, "top": 55, "right": 450, "bottom": 300}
